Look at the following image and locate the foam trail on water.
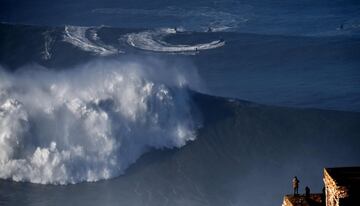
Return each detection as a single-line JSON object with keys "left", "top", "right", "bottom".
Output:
{"left": 41, "top": 30, "right": 56, "bottom": 60}
{"left": 0, "top": 59, "right": 200, "bottom": 184}
{"left": 126, "top": 28, "right": 225, "bottom": 53}
{"left": 63, "top": 26, "right": 121, "bottom": 56}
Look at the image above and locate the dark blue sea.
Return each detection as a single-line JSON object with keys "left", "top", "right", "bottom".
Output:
{"left": 0, "top": 0, "right": 360, "bottom": 206}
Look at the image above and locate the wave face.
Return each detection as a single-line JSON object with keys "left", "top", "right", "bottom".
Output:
{"left": 63, "top": 26, "right": 120, "bottom": 56}
{"left": 0, "top": 59, "right": 200, "bottom": 184}
{"left": 126, "top": 28, "right": 225, "bottom": 53}
{"left": 1, "top": 23, "right": 359, "bottom": 112}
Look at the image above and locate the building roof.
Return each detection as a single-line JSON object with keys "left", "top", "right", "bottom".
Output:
{"left": 324, "top": 167, "right": 360, "bottom": 186}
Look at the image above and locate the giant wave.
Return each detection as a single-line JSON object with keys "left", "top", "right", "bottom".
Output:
{"left": 0, "top": 59, "right": 200, "bottom": 184}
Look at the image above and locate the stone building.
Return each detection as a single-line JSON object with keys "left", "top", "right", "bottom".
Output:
{"left": 323, "top": 167, "right": 360, "bottom": 206}
{"left": 282, "top": 167, "right": 360, "bottom": 206}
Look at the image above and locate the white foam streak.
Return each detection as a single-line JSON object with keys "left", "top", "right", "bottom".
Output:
{"left": 41, "top": 30, "right": 56, "bottom": 60}
{"left": 63, "top": 26, "right": 121, "bottom": 56}
{"left": 0, "top": 60, "right": 199, "bottom": 184}
{"left": 126, "top": 29, "right": 225, "bottom": 53}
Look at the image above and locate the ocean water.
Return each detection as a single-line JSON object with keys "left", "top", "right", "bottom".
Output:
{"left": 0, "top": 0, "right": 360, "bottom": 206}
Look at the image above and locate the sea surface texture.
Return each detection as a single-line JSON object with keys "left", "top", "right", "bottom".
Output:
{"left": 0, "top": 0, "right": 360, "bottom": 206}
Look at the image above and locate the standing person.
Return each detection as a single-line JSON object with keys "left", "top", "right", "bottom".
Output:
{"left": 305, "top": 186, "right": 310, "bottom": 197}
{"left": 292, "top": 176, "right": 299, "bottom": 195}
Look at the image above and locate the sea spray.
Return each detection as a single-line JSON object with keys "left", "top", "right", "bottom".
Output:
{"left": 0, "top": 58, "right": 201, "bottom": 184}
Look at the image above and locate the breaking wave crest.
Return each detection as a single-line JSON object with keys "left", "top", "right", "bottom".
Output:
{"left": 126, "top": 28, "right": 225, "bottom": 53}
{"left": 63, "top": 26, "right": 121, "bottom": 56}
{"left": 0, "top": 59, "right": 200, "bottom": 184}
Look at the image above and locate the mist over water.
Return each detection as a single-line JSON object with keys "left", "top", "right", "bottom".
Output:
{"left": 0, "top": 59, "right": 201, "bottom": 184}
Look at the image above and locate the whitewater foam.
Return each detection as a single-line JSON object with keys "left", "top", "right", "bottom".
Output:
{"left": 63, "top": 26, "right": 121, "bottom": 56}
{"left": 125, "top": 28, "right": 225, "bottom": 53}
{"left": 41, "top": 30, "right": 56, "bottom": 60}
{"left": 0, "top": 59, "right": 200, "bottom": 184}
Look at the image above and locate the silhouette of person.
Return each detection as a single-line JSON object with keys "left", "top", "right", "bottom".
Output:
{"left": 340, "top": 24, "right": 344, "bottom": 30}
{"left": 207, "top": 27, "right": 212, "bottom": 32}
{"left": 305, "top": 186, "right": 310, "bottom": 197}
{"left": 292, "top": 176, "right": 299, "bottom": 195}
